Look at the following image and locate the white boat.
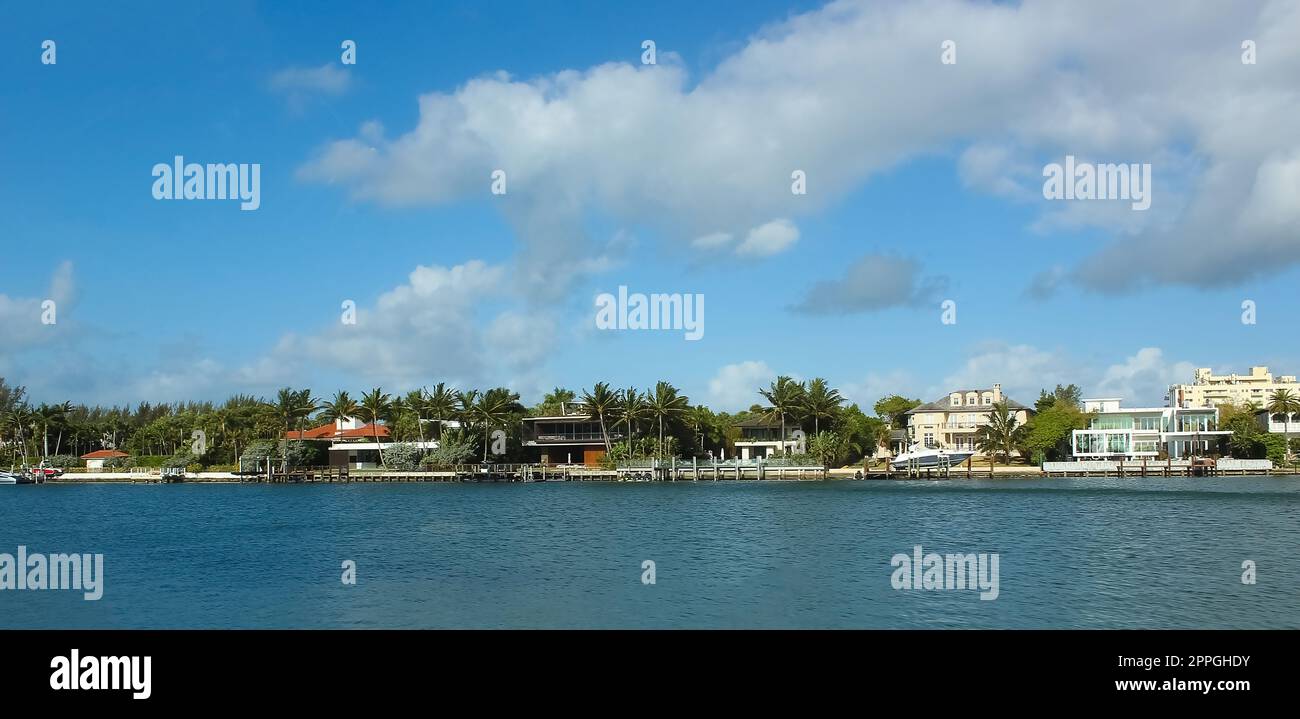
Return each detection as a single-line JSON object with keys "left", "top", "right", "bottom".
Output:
{"left": 0, "top": 472, "right": 36, "bottom": 485}
{"left": 890, "top": 443, "right": 975, "bottom": 470}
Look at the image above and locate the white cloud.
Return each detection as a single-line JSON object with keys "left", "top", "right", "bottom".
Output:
{"left": 707, "top": 360, "right": 775, "bottom": 411}
{"left": 840, "top": 369, "right": 918, "bottom": 412}
{"left": 293, "top": 0, "right": 1300, "bottom": 292}
{"left": 269, "top": 63, "right": 352, "bottom": 99}
{"left": 736, "top": 219, "right": 800, "bottom": 257}
{"left": 0, "top": 262, "right": 75, "bottom": 350}
{"left": 1094, "top": 347, "right": 1195, "bottom": 406}
{"left": 940, "top": 342, "right": 1077, "bottom": 405}
{"left": 792, "top": 253, "right": 946, "bottom": 314}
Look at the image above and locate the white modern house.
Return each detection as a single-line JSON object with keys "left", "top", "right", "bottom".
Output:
{"left": 1255, "top": 409, "right": 1300, "bottom": 439}
{"left": 1071, "top": 398, "right": 1231, "bottom": 460}
{"left": 733, "top": 417, "right": 802, "bottom": 459}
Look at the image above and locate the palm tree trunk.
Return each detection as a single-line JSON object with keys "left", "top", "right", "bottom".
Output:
{"left": 599, "top": 415, "right": 611, "bottom": 453}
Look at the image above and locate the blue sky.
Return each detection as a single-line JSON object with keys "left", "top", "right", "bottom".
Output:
{"left": 2, "top": 0, "right": 1298, "bottom": 411}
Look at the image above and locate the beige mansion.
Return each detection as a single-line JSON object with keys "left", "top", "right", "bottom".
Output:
{"left": 904, "top": 383, "right": 1033, "bottom": 452}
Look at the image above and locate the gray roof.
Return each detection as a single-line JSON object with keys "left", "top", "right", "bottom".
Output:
{"left": 906, "top": 392, "right": 1030, "bottom": 414}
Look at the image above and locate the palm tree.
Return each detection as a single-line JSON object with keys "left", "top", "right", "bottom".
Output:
{"left": 536, "top": 387, "right": 576, "bottom": 416}
{"left": 580, "top": 383, "right": 619, "bottom": 453}
{"left": 686, "top": 405, "right": 717, "bottom": 453}
{"left": 472, "top": 387, "right": 523, "bottom": 461}
{"left": 455, "top": 389, "right": 480, "bottom": 430}
{"left": 359, "top": 388, "right": 393, "bottom": 466}
{"left": 646, "top": 381, "right": 689, "bottom": 460}
{"left": 425, "top": 383, "right": 457, "bottom": 440}
{"left": 273, "top": 388, "right": 318, "bottom": 469}
{"left": 803, "top": 378, "right": 845, "bottom": 435}
{"left": 614, "top": 387, "right": 649, "bottom": 447}
{"left": 404, "top": 390, "right": 430, "bottom": 446}
{"left": 1267, "top": 389, "right": 1300, "bottom": 459}
{"left": 975, "top": 400, "right": 1024, "bottom": 464}
{"left": 318, "top": 391, "right": 360, "bottom": 426}
{"left": 34, "top": 403, "right": 68, "bottom": 458}
{"left": 759, "top": 376, "right": 806, "bottom": 456}
{"left": 51, "top": 401, "right": 74, "bottom": 456}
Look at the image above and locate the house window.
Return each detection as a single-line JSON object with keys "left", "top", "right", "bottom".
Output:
{"left": 950, "top": 394, "right": 961, "bottom": 406}
{"left": 924, "top": 432, "right": 934, "bottom": 447}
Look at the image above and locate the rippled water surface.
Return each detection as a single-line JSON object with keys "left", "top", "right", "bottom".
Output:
{"left": 1, "top": 477, "right": 1297, "bottom": 628}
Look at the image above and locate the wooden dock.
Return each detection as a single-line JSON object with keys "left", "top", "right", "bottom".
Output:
{"left": 253, "top": 459, "right": 828, "bottom": 483}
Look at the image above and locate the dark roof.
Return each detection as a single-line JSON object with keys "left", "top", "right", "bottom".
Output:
{"left": 906, "top": 392, "right": 1030, "bottom": 414}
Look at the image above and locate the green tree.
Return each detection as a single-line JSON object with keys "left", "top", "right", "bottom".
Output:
{"left": 803, "top": 378, "right": 845, "bottom": 435}
{"left": 647, "top": 381, "right": 689, "bottom": 460}
{"left": 319, "top": 391, "right": 360, "bottom": 425}
{"left": 808, "top": 431, "right": 844, "bottom": 470}
{"left": 580, "top": 382, "right": 619, "bottom": 453}
{"left": 1020, "top": 401, "right": 1091, "bottom": 463}
{"left": 759, "top": 376, "right": 806, "bottom": 456}
{"left": 424, "top": 383, "right": 457, "bottom": 440}
{"left": 533, "top": 387, "right": 576, "bottom": 416}
{"left": 359, "top": 388, "right": 393, "bottom": 466}
{"left": 1267, "top": 389, "right": 1299, "bottom": 458}
{"left": 975, "top": 401, "right": 1025, "bottom": 464}
{"left": 1034, "top": 384, "right": 1083, "bottom": 412}
{"left": 472, "top": 388, "right": 524, "bottom": 461}
{"left": 874, "top": 395, "right": 921, "bottom": 430}
{"left": 273, "top": 388, "right": 318, "bottom": 470}
{"left": 614, "top": 387, "right": 650, "bottom": 445}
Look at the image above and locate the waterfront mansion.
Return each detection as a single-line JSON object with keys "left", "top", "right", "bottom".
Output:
{"left": 904, "top": 384, "right": 1033, "bottom": 452}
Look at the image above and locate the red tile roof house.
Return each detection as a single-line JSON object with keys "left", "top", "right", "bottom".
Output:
{"left": 284, "top": 417, "right": 439, "bottom": 469}
{"left": 80, "top": 449, "right": 129, "bottom": 470}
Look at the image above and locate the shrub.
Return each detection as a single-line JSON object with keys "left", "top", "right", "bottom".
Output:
{"left": 422, "top": 433, "right": 477, "bottom": 468}
{"left": 383, "top": 443, "right": 424, "bottom": 470}
{"left": 44, "top": 454, "right": 81, "bottom": 469}
{"left": 239, "top": 440, "right": 324, "bottom": 468}
{"left": 104, "top": 456, "right": 132, "bottom": 469}
{"left": 164, "top": 452, "right": 197, "bottom": 469}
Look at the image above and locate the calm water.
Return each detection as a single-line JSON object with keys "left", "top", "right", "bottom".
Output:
{"left": 1, "top": 477, "right": 1298, "bottom": 629}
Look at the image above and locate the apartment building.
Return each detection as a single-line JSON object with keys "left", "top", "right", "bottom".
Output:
{"left": 1169, "top": 366, "right": 1300, "bottom": 408}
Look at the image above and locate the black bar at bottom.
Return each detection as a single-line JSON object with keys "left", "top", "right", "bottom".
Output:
{"left": 0, "top": 629, "right": 1284, "bottom": 706}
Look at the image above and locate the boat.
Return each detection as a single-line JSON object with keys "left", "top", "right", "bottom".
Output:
{"left": 25, "top": 462, "right": 62, "bottom": 481}
{"left": 0, "top": 471, "right": 38, "bottom": 485}
{"left": 890, "top": 443, "right": 975, "bottom": 470}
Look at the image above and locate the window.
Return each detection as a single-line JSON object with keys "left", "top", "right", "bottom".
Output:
{"left": 982, "top": 393, "right": 992, "bottom": 405}
{"left": 950, "top": 394, "right": 961, "bottom": 406}
{"left": 924, "top": 433, "right": 934, "bottom": 447}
